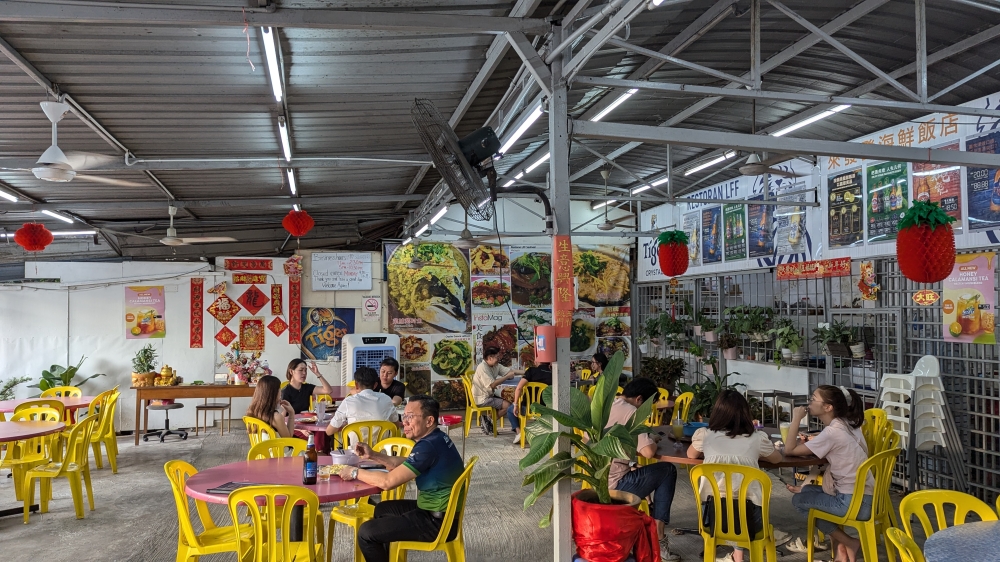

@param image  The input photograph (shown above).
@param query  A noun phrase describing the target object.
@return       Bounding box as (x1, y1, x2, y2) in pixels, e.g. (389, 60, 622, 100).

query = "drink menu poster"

(865, 161, 908, 244)
(941, 252, 996, 345)
(747, 195, 774, 259)
(828, 169, 863, 248)
(966, 131, 1000, 231)
(682, 211, 701, 267)
(912, 141, 961, 225)
(723, 203, 747, 261)
(701, 206, 722, 264)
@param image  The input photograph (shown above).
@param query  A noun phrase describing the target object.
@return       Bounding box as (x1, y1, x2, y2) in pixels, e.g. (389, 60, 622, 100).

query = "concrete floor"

(0, 420, 901, 562)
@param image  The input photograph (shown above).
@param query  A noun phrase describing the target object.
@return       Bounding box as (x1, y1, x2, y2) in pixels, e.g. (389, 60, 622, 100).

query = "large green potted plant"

(639, 356, 686, 394)
(768, 318, 804, 365)
(679, 370, 745, 422)
(747, 306, 775, 342)
(520, 351, 655, 537)
(30, 356, 105, 393)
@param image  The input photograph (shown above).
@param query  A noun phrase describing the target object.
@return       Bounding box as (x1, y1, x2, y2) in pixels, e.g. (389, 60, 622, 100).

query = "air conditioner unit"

(340, 333, 400, 386)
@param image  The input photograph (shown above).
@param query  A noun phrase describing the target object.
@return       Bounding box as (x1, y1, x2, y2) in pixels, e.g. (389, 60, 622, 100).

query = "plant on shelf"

(132, 344, 158, 374)
(32, 356, 105, 393)
(679, 370, 745, 421)
(660, 314, 689, 346)
(639, 356, 686, 393)
(700, 317, 720, 341)
(717, 329, 741, 360)
(703, 354, 719, 376)
(723, 305, 750, 337)
(746, 306, 776, 341)
(644, 316, 662, 344)
(687, 342, 705, 358)
(0, 376, 31, 401)
(768, 319, 804, 364)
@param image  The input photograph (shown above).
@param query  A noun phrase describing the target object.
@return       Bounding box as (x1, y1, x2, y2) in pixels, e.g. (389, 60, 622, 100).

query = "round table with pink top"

(0, 396, 95, 414)
(0, 421, 66, 518)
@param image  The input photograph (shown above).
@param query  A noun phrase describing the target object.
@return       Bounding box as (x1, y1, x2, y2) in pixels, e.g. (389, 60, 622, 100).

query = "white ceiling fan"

(449, 209, 502, 249)
(110, 206, 238, 246)
(0, 101, 148, 188)
(738, 152, 807, 178)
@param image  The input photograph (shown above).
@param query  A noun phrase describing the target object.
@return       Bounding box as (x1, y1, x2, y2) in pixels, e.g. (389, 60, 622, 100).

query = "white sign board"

(361, 294, 381, 321)
(311, 253, 372, 291)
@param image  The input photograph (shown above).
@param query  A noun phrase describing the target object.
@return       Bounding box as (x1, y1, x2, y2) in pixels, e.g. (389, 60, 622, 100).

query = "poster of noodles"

(384, 242, 471, 334)
(941, 252, 996, 345)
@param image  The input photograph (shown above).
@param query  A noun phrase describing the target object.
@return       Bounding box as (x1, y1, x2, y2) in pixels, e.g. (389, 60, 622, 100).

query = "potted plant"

(679, 370, 745, 422)
(718, 330, 741, 360)
(768, 319, 804, 364)
(520, 351, 655, 550)
(687, 342, 704, 359)
(703, 354, 718, 376)
(32, 356, 105, 393)
(723, 305, 750, 338)
(848, 326, 866, 358)
(824, 321, 855, 358)
(130, 344, 158, 387)
(701, 317, 719, 342)
(639, 356, 686, 394)
(644, 316, 662, 355)
(0, 376, 31, 401)
(660, 314, 688, 347)
(811, 323, 835, 356)
(747, 306, 775, 342)
(693, 312, 704, 336)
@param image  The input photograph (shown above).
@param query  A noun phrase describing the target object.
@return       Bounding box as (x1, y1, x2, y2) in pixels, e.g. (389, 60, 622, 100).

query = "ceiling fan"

(736, 100, 806, 179)
(111, 206, 238, 246)
(450, 209, 502, 250)
(0, 101, 148, 188)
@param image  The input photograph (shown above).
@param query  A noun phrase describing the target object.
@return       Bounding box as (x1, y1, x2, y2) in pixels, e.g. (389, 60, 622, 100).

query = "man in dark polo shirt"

(376, 357, 406, 406)
(340, 395, 464, 562)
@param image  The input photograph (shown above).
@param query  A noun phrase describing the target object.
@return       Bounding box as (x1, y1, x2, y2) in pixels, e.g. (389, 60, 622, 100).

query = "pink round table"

(0, 420, 66, 442)
(0, 396, 95, 414)
(185, 456, 382, 504)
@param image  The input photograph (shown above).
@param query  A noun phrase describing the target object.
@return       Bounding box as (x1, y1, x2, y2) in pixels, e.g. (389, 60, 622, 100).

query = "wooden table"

(651, 426, 825, 469)
(0, 396, 95, 414)
(133, 385, 351, 445)
(0, 421, 66, 518)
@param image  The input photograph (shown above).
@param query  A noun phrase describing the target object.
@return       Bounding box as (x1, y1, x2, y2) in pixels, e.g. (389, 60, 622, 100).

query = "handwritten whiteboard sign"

(311, 253, 372, 291)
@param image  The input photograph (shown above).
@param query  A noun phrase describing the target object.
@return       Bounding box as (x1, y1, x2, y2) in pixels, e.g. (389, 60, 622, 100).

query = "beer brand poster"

(701, 206, 722, 264)
(300, 307, 356, 361)
(125, 286, 166, 339)
(747, 196, 774, 259)
(723, 203, 747, 261)
(774, 182, 808, 256)
(866, 162, 908, 243)
(682, 211, 701, 266)
(912, 141, 962, 225)
(828, 169, 864, 248)
(941, 252, 996, 344)
(965, 131, 1000, 231)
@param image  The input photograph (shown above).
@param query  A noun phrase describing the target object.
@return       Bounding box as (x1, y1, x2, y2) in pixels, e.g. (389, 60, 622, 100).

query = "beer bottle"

(303, 434, 318, 485)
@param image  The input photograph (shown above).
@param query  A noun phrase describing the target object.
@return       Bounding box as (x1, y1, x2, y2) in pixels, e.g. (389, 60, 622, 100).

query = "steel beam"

(570, 194, 819, 206)
(0, 155, 432, 172)
(563, 0, 651, 79)
(587, 32, 754, 86)
(0, 1, 549, 35)
(573, 76, 1000, 119)
(945, 0, 1000, 14)
(506, 32, 553, 97)
(544, 0, 629, 64)
(751, 0, 761, 89)
(0, 194, 427, 213)
(915, 0, 928, 102)
(572, 120, 1000, 168)
(929, 58, 1000, 102)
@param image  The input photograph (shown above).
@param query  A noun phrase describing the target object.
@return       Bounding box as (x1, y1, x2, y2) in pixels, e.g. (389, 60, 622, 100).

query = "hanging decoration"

(268, 316, 288, 337)
(232, 273, 268, 284)
(271, 284, 283, 315)
(284, 255, 303, 344)
(190, 278, 204, 348)
(282, 209, 315, 238)
(215, 326, 237, 347)
(208, 280, 228, 295)
(237, 285, 269, 315)
(857, 260, 880, 301)
(208, 294, 242, 325)
(896, 201, 957, 284)
(224, 258, 272, 271)
(239, 316, 266, 352)
(656, 230, 690, 277)
(13, 223, 54, 252)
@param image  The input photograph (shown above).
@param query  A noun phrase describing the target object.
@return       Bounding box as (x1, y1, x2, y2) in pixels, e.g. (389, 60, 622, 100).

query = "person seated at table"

(471, 345, 524, 435)
(784, 385, 872, 562)
(505, 361, 551, 444)
(246, 375, 296, 438)
(376, 357, 406, 406)
(606, 377, 681, 562)
(325, 366, 396, 442)
(591, 352, 609, 378)
(687, 389, 790, 562)
(281, 359, 335, 414)
(340, 395, 464, 562)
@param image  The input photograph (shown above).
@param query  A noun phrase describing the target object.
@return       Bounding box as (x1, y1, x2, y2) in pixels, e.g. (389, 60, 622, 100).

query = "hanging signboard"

(965, 131, 1000, 231)
(776, 258, 852, 281)
(311, 252, 373, 291)
(941, 252, 996, 344)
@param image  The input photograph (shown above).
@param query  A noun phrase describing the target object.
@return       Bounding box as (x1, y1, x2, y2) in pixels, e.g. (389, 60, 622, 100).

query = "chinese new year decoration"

(218, 342, 270, 385)
(13, 223, 54, 252)
(282, 209, 314, 238)
(857, 260, 880, 301)
(656, 230, 689, 277)
(896, 200, 956, 284)
(912, 289, 940, 306)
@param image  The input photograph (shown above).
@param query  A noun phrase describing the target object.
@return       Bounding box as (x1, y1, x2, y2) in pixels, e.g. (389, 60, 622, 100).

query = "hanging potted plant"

(718, 330, 741, 360)
(520, 352, 656, 556)
(848, 327, 866, 359)
(702, 354, 718, 376)
(701, 317, 719, 342)
(724, 305, 749, 339)
(643, 316, 661, 355)
(661, 314, 688, 347)
(823, 321, 855, 358)
(768, 319, 804, 367)
(811, 324, 835, 356)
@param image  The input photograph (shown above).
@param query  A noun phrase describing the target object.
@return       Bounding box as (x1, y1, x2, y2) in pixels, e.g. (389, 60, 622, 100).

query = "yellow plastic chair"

(671, 392, 694, 423)
(164, 460, 253, 562)
(337, 420, 398, 450)
(460, 375, 497, 437)
(40, 386, 82, 398)
(863, 408, 893, 453)
(247, 438, 308, 460)
(996, 494, 1000, 517)
(806, 448, 901, 562)
(0, 406, 61, 501)
(243, 416, 277, 447)
(388, 456, 478, 562)
(900, 489, 998, 541)
(14, 399, 67, 422)
(228, 485, 325, 562)
(280, 380, 290, 390)
(310, 393, 334, 411)
(90, 390, 121, 472)
(885, 528, 926, 562)
(578, 369, 594, 393)
(587, 385, 624, 399)
(326, 437, 416, 562)
(22, 414, 98, 523)
(347, 380, 356, 388)
(517, 383, 548, 448)
(690, 463, 776, 562)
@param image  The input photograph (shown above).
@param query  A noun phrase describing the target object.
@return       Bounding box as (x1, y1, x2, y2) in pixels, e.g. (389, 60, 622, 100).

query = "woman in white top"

(785, 385, 873, 562)
(688, 389, 784, 562)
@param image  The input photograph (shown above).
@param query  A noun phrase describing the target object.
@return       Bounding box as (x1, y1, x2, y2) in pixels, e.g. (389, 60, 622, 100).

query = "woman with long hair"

(246, 375, 295, 438)
(785, 385, 872, 562)
(687, 389, 787, 562)
(281, 358, 334, 413)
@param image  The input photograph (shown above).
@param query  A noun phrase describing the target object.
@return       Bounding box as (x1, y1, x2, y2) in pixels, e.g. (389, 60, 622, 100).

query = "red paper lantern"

(282, 209, 314, 238)
(656, 230, 689, 277)
(13, 223, 54, 252)
(896, 201, 957, 284)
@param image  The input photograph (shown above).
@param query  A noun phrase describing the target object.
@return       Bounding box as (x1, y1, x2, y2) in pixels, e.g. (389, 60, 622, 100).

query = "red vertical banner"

(190, 277, 204, 348)
(288, 276, 302, 344)
(552, 235, 575, 338)
(271, 284, 283, 315)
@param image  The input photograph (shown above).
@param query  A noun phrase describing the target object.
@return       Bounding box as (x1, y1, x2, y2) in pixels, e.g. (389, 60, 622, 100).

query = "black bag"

(701, 496, 764, 540)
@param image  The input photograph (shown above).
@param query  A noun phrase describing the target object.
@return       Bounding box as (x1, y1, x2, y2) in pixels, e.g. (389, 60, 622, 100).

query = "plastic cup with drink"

(779, 422, 791, 443)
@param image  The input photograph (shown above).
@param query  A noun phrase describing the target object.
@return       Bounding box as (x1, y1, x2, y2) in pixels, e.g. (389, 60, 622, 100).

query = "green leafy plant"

(639, 356, 686, 391)
(717, 330, 740, 350)
(520, 351, 654, 524)
(0, 376, 31, 401)
(31, 356, 105, 392)
(132, 344, 158, 373)
(746, 306, 775, 334)
(687, 343, 704, 358)
(643, 316, 662, 341)
(679, 370, 745, 420)
(700, 317, 719, 332)
(703, 354, 718, 374)
(724, 305, 750, 336)
(768, 324, 803, 352)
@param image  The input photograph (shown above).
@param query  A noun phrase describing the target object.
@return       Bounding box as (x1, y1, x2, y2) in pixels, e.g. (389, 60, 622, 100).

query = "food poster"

(828, 169, 864, 248)
(474, 323, 518, 367)
(701, 206, 723, 264)
(865, 161, 909, 243)
(469, 244, 509, 276)
(723, 203, 747, 261)
(774, 182, 808, 256)
(941, 252, 996, 344)
(682, 211, 701, 266)
(572, 244, 631, 308)
(570, 309, 597, 355)
(965, 131, 1000, 231)
(427, 333, 475, 411)
(595, 307, 631, 373)
(385, 242, 471, 334)
(747, 196, 775, 258)
(912, 141, 962, 226)
(125, 286, 166, 339)
(300, 307, 355, 361)
(507, 245, 552, 308)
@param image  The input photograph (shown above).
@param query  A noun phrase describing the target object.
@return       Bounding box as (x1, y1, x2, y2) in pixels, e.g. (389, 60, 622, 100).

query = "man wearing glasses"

(339, 395, 464, 562)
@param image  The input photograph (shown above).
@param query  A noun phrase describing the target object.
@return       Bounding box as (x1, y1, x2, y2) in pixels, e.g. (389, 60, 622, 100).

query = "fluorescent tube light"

(42, 210, 73, 223)
(0, 190, 16, 202)
(772, 105, 850, 137)
(632, 185, 651, 194)
(632, 175, 669, 195)
(261, 27, 283, 103)
(278, 119, 291, 162)
(430, 205, 448, 225)
(525, 152, 550, 174)
(503, 172, 524, 188)
(592, 200, 617, 210)
(652, 177, 669, 186)
(684, 150, 737, 176)
(2, 230, 96, 238)
(913, 166, 960, 177)
(292, 204, 301, 211)
(499, 105, 543, 155)
(286, 169, 297, 195)
(402, 237, 412, 245)
(591, 89, 639, 122)
(414, 224, 429, 237)
(478, 198, 491, 208)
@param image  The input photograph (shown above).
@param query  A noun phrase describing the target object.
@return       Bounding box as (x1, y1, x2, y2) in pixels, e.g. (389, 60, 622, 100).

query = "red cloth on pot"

(571, 490, 661, 562)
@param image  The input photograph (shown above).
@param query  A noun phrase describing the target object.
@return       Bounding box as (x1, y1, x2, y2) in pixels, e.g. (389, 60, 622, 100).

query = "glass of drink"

(672, 420, 684, 440)
(779, 422, 791, 443)
(317, 467, 331, 483)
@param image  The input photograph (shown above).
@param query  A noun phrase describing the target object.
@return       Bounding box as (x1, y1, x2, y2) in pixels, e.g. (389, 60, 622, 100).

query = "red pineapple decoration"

(282, 209, 314, 238)
(657, 230, 690, 277)
(14, 223, 54, 252)
(896, 200, 956, 284)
